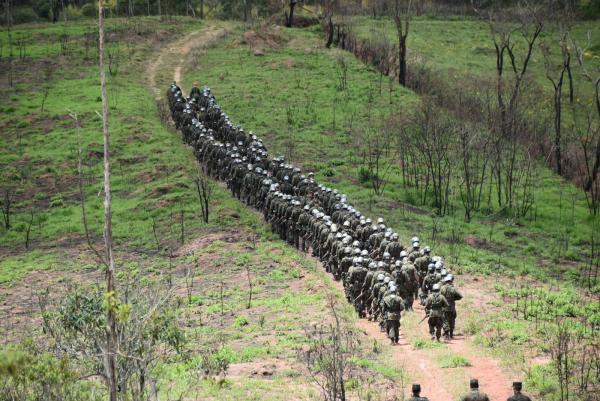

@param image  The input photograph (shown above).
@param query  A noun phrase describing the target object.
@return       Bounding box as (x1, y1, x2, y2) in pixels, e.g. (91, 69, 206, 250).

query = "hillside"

(0, 11, 598, 401)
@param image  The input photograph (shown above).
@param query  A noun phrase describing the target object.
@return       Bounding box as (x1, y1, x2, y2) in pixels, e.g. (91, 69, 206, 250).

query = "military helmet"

(356, 257, 364, 265)
(444, 274, 453, 282)
(353, 248, 361, 255)
(384, 276, 391, 284)
(344, 247, 352, 255)
(378, 261, 385, 269)
(343, 220, 350, 228)
(400, 250, 408, 258)
(428, 263, 435, 272)
(360, 250, 368, 257)
(423, 246, 431, 254)
(384, 232, 391, 239)
(368, 262, 377, 270)
(432, 284, 441, 292)
(377, 274, 385, 281)
(412, 241, 420, 248)
(391, 233, 399, 241)
(434, 261, 443, 270)
(411, 236, 419, 243)
(383, 252, 391, 260)
(377, 217, 384, 224)
(352, 240, 360, 248)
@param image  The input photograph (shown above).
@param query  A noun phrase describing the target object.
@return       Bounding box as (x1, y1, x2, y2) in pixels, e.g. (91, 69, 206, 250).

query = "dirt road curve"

(149, 25, 514, 401)
(146, 24, 227, 99)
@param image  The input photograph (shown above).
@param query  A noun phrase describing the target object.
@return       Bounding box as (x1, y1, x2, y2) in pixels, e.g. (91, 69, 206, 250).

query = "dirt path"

(146, 24, 227, 99)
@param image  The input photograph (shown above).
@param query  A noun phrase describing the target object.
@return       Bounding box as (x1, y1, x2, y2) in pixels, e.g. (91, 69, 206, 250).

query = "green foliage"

(11, 7, 39, 24)
(526, 364, 559, 399)
(413, 338, 445, 349)
(81, 3, 98, 18)
(439, 355, 471, 368)
(234, 315, 249, 327)
(0, 341, 101, 401)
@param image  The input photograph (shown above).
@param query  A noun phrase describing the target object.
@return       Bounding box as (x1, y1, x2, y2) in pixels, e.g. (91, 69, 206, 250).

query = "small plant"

(49, 194, 63, 208)
(234, 315, 249, 327)
(413, 338, 445, 349)
(439, 355, 471, 368)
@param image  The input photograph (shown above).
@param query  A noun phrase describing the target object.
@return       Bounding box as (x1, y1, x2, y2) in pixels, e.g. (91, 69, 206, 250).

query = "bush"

(81, 3, 97, 18)
(11, 7, 39, 24)
(63, 5, 83, 20)
(358, 166, 372, 183)
(0, 341, 101, 401)
(32, 0, 51, 20)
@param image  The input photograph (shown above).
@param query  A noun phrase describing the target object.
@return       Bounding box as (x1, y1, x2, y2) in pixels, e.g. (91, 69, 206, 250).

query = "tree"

(541, 6, 574, 177)
(392, 0, 412, 86)
(485, 2, 544, 211)
(572, 35, 600, 215)
(98, 1, 118, 400)
(285, 0, 300, 27)
(194, 170, 214, 223)
(301, 295, 358, 401)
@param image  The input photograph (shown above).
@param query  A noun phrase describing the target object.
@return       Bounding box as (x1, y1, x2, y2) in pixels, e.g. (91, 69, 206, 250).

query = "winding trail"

(147, 25, 515, 401)
(146, 24, 227, 100)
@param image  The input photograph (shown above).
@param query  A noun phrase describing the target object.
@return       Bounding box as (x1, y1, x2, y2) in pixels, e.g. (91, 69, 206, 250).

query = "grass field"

(352, 15, 600, 94)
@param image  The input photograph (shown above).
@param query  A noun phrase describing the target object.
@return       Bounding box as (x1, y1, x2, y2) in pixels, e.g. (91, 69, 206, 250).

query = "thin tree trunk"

(99, 2, 118, 401)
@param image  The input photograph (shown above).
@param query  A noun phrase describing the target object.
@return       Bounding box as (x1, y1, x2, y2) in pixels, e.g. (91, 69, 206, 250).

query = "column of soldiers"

(167, 81, 462, 341)
(167, 82, 532, 400)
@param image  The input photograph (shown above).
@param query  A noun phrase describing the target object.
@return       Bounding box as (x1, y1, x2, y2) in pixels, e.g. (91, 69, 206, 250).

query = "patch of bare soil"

(227, 357, 293, 379)
(175, 231, 248, 257)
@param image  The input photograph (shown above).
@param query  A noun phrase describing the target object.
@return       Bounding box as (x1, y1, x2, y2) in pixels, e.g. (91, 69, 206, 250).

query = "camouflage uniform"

(424, 291, 448, 341)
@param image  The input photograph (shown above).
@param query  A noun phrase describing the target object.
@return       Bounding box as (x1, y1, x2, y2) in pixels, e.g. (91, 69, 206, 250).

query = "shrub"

(81, 3, 97, 18)
(49, 194, 63, 208)
(439, 355, 471, 368)
(0, 341, 101, 401)
(32, 0, 52, 20)
(358, 166, 372, 183)
(11, 7, 39, 24)
(234, 315, 249, 327)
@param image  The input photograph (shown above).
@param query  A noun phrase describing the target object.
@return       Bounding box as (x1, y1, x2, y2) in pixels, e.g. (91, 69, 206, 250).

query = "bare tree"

(285, 0, 301, 28)
(99, 1, 119, 400)
(195, 170, 214, 223)
(541, 9, 574, 176)
(301, 295, 358, 401)
(1, 188, 13, 230)
(572, 39, 600, 215)
(485, 2, 544, 211)
(392, 0, 412, 86)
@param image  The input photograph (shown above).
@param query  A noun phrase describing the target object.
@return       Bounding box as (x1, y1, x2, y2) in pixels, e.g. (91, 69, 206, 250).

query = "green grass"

(184, 24, 599, 290)
(439, 355, 472, 368)
(352, 15, 600, 95)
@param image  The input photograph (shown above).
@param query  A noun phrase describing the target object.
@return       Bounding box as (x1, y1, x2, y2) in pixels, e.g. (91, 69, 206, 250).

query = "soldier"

(460, 379, 490, 401)
(440, 274, 462, 339)
(419, 264, 436, 304)
(407, 384, 429, 401)
(346, 258, 368, 317)
(382, 285, 403, 344)
(424, 283, 448, 341)
(507, 382, 531, 401)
